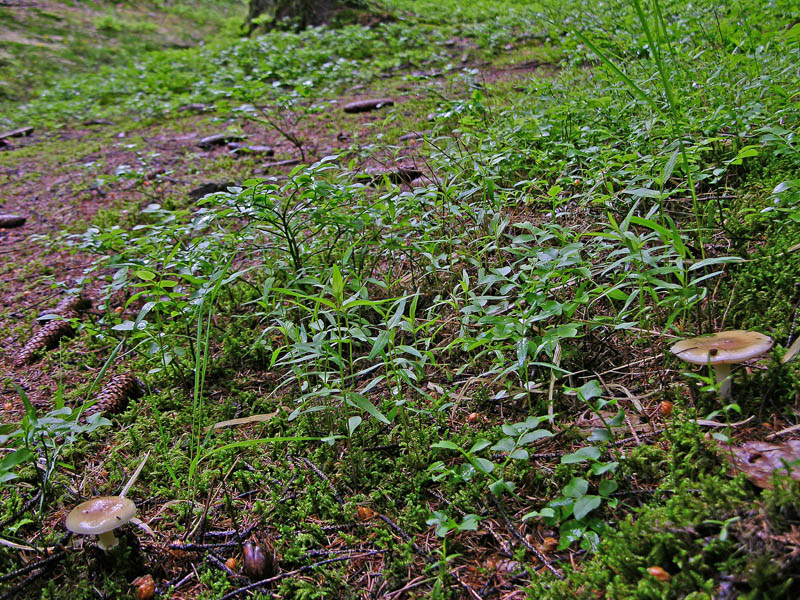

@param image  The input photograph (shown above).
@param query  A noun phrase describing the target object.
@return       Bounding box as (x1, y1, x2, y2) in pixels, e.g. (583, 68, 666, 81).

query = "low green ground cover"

(1, 0, 799, 597)
(0, 0, 245, 113)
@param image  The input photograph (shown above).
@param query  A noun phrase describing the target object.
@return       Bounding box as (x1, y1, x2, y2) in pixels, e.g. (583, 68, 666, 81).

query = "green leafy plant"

(523, 381, 621, 551)
(1, 384, 110, 511)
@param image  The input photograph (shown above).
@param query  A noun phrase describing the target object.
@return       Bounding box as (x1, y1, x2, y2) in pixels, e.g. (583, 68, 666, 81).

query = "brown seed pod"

(14, 312, 78, 366)
(541, 537, 558, 553)
(88, 373, 142, 416)
(647, 566, 671, 582)
(243, 541, 276, 579)
(658, 401, 673, 417)
(132, 574, 155, 600)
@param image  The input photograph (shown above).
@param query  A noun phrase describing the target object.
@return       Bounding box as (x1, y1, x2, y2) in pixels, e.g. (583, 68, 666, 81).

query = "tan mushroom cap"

(671, 330, 773, 365)
(65, 496, 136, 535)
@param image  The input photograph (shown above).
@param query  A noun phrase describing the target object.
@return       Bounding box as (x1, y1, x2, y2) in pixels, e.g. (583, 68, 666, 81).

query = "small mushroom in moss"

(670, 330, 773, 399)
(65, 496, 136, 551)
(647, 566, 671, 582)
(65, 452, 151, 551)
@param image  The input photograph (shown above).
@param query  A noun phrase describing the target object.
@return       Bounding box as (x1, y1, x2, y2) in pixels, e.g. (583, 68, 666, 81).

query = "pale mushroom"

(65, 496, 136, 550)
(670, 330, 773, 399)
(65, 452, 150, 551)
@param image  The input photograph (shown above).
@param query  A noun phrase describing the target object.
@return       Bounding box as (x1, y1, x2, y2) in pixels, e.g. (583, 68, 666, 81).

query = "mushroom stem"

(97, 531, 119, 551)
(713, 364, 733, 400)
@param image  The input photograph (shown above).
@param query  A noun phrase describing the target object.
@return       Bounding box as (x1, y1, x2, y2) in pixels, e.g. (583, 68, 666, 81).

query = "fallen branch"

(0, 549, 66, 598)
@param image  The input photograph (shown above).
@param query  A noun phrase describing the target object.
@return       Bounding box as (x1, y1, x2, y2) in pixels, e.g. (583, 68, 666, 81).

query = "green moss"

(726, 229, 800, 342)
(625, 444, 669, 484)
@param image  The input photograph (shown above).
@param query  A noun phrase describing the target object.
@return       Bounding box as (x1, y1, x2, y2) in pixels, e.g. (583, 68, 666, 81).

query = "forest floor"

(1, 1, 800, 599)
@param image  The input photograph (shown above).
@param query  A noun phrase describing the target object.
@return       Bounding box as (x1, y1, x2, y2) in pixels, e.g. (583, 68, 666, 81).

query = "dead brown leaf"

(721, 439, 800, 489)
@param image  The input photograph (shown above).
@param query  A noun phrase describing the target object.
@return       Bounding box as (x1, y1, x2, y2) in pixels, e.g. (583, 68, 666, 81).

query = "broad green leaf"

(112, 320, 136, 331)
(562, 446, 601, 464)
(577, 380, 603, 402)
(518, 429, 552, 445)
(134, 270, 156, 281)
(367, 329, 391, 360)
(490, 437, 515, 453)
(0, 448, 34, 473)
(773, 179, 800, 195)
(573, 495, 602, 520)
(661, 146, 680, 183)
(346, 393, 390, 425)
(558, 520, 586, 549)
(581, 530, 601, 552)
(469, 439, 492, 454)
(599, 480, 618, 496)
(459, 514, 481, 531)
(607, 409, 625, 427)
(588, 428, 612, 442)
(271, 287, 336, 309)
(432, 440, 461, 451)
(347, 416, 362, 436)
(398, 344, 423, 359)
(688, 256, 745, 271)
(516, 338, 528, 367)
(523, 507, 556, 521)
(563, 477, 589, 498)
(630, 215, 671, 241)
(331, 265, 344, 305)
(624, 187, 662, 198)
(591, 461, 619, 475)
(472, 457, 495, 474)
(727, 144, 759, 165)
(489, 479, 516, 496)
(135, 301, 156, 323)
(387, 297, 407, 329)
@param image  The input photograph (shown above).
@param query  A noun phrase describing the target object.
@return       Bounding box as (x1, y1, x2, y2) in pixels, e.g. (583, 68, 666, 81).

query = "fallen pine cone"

(38, 295, 92, 319)
(342, 98, 394, 113)
(0, 214, 26, 228)
(87, 373, 142, 416)
(53, 294, 92, 315)
(13, 312, 78, 366)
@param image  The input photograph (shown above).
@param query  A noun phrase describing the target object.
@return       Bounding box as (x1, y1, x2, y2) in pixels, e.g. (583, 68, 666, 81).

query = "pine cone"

(37, 295, 92, 319)
(0, 214, 26, 228)
(54, 295, 92, 315)
(13, 311, 78, 366)
(88, 373, 142, 416)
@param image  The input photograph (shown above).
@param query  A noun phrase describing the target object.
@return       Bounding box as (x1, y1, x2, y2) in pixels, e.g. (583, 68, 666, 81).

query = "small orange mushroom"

(647, 566, 671, 582)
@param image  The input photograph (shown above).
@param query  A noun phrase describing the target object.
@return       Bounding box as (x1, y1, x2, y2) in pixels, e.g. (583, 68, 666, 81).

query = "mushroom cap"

(65, 496, 136, 535)
(671, 330, 773, 365)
